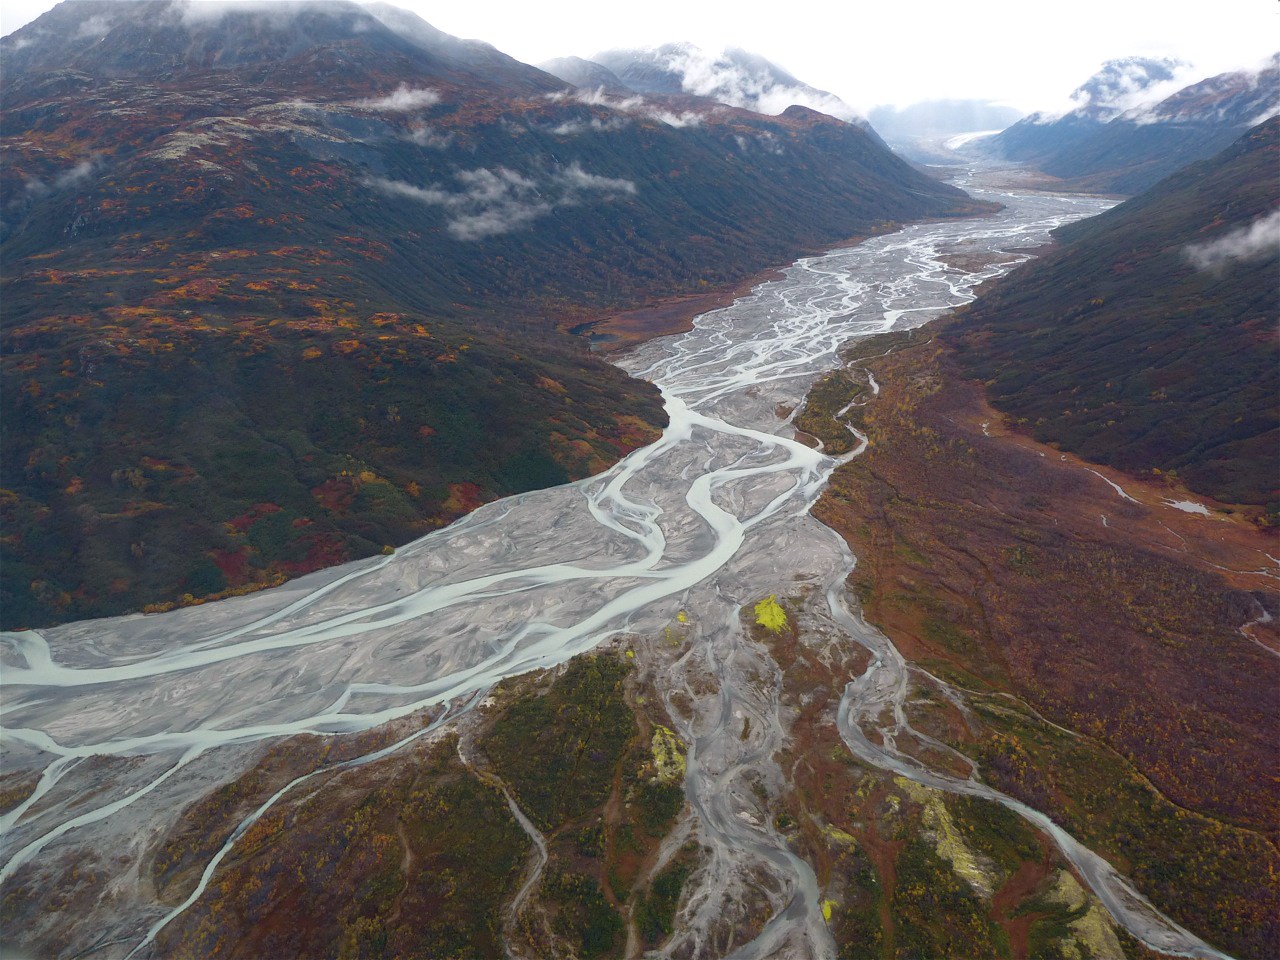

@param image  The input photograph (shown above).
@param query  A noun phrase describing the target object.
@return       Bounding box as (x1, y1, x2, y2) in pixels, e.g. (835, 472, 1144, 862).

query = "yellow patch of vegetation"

(822, 898, 837, 922)
(754, 595, 788, 633)
(897, 778, 995, 897)
(651, 725, 686, 783)
(1045, 870, 1124, 960)
(822, 825, 858, 847)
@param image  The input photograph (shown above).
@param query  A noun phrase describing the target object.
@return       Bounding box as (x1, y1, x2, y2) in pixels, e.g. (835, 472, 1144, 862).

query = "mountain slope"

(537, 55, 634, 95)
(986, 56, 1278, 193)
(986, 57, 1185, 163)
(1034, 55, 1280, 193)
(0, 0, 985, 628)
(948, 118, 1279, 511)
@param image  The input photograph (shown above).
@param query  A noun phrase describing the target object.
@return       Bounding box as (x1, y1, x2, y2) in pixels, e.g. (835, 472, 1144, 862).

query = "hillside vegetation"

(812, 332, 1279, 959)
(949, 119, 1278, 512)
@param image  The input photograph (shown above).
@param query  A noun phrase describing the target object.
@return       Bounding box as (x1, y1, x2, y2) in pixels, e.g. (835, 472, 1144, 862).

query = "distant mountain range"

(542, 43, 868, 127)
(867, 99, 1024, 140)
(0, 0, 983, 627)
(865, 99, 1025, 164)
(984, 55, 1279, 193)
(951, 117, 1279, 510)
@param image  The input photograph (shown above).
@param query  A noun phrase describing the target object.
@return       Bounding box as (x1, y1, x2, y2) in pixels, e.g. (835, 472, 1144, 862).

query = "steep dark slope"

(0, 1, 984, 628)
(948, 119, 1279, 510)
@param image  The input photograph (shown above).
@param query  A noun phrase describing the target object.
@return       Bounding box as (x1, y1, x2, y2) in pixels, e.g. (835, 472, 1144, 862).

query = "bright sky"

(2, 0, 1276, 112)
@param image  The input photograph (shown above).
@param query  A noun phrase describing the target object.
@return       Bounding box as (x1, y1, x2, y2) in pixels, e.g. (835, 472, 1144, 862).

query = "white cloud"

(548, 116, 628, 135)
(554, 88, 707, 128)
(364, 162, 636, 240)
(22, 157, 99, 199)
(646, 109, 702, 128)
(53, 159, 98, 189)
(554, 163, 636, 194)
(407, 123, 454, 148)
(733, 131, 784, 155)
(355, 85, 441, 112)
(1185, 208, 1280, 272)
(74, 14, 111, 38)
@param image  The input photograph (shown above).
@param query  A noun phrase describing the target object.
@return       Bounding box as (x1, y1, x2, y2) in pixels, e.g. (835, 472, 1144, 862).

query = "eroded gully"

(0, 171, 1232, 959)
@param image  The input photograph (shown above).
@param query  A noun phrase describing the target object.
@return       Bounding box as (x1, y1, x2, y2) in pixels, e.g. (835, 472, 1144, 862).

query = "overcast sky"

(2, 0, 1276, 112)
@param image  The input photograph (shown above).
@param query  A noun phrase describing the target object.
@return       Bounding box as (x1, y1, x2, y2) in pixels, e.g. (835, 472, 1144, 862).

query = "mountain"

(987, 57, 1187, 162)
(590, 43, 867, 125)
(537, 55, 633, 95)
(364, 1, 566, 91)
(0, 0, 984, 628)
(948, 118, 1279, 511)
(985, 56, 1279, 193)
(1, 0, 563, 94)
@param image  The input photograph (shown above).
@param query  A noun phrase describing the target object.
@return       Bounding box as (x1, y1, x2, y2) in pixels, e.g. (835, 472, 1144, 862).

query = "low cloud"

(652, 110, 701, 128)
(75, 14, 112, 38)
(550, 88, 707, 129)
(570, 88, 647, 111)
(407, 123, 453, 148)
(1246, 101, 1280, 127)
(356, 85, 440, 112)
(548, 116, 627, 136)
(22, 157, 100, 200)
(734, 132, 785, 155)
(365, 162, 636, 240)
(1185, 208, 1280, 272)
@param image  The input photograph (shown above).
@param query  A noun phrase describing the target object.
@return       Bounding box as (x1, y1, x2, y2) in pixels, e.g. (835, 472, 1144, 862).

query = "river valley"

(0, 171, 1245, 959)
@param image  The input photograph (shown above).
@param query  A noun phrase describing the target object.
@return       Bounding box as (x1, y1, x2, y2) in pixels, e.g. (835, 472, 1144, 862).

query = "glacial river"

(0, 173, 1233, 959)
